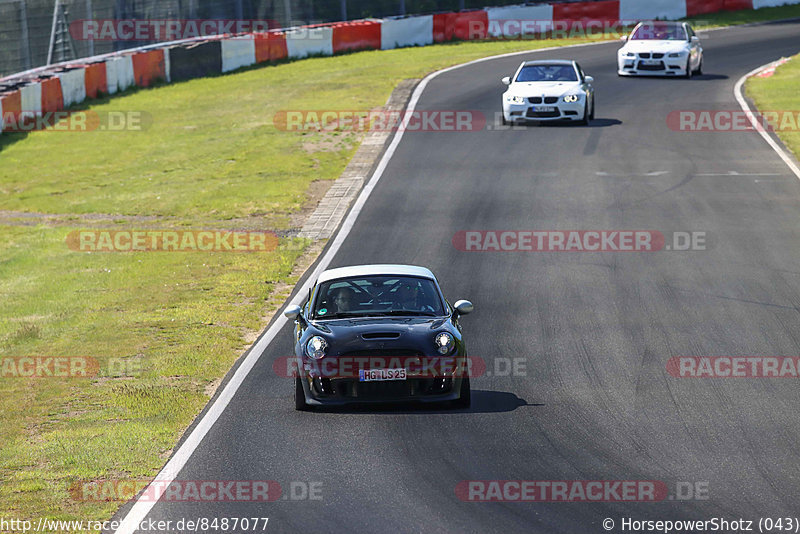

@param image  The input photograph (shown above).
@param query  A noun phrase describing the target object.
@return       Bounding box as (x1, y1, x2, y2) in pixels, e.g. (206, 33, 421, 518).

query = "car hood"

(622, 40, 689, 53)
(307, 316, 453, 357)
(313, 315, 446, 334)
(506, 81, 580, 97)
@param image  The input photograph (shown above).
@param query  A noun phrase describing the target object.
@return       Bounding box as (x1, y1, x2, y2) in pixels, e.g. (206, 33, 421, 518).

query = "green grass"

(0, 225, 308, 521)
(0, 35, 617, 526)
(1, 3, 799, 526)
(747, 54, 800, 159)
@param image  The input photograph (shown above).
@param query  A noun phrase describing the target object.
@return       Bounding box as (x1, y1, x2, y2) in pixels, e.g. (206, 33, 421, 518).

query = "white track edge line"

(113, 37, 655, 533)
(734, 58, 800, 180)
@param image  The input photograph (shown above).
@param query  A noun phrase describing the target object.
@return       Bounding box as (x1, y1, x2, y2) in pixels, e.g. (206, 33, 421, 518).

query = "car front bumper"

(618, 54, 689, 76)
(503, 99, 586, 122)
(299, 373, 466, 406)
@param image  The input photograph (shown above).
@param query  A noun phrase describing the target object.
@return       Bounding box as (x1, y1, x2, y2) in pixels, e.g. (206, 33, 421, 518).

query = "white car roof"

(521, 59, 575, 67)
(316, 264, 437, 284)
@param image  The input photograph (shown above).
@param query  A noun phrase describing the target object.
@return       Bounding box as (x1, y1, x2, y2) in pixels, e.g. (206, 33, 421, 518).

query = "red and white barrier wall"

(381, 16, 433, 49)
(620, 0, 685, 20)
(285, 26, 334, 59)
(58, 67, 87, 108)
(485, 5, 554, 37)
(222, 36, 257, 73)
(105, 55, 134, 94)
(20, 83, 42, 116)
(2, 0, 799, 134)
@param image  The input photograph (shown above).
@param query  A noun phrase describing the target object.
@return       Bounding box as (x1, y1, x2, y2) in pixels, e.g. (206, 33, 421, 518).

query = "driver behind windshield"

(332, 286, 356, 313)
(393, 283, 437, 313)
(314, 276, 445, 318)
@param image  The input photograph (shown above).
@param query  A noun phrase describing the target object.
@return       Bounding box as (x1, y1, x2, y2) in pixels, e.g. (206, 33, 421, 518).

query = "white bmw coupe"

(618, 21, 703, 78)
(501, 60, 595, 125)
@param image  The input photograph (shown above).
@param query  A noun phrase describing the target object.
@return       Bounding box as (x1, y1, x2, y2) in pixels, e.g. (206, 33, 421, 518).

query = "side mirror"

(284, 304, 303, 320)
(619, 35, 628, 42)
(584, 75, 594, 84)
(691, 36, 699, 43)
(501, 76, 511, 85)
(453, 300, 474, 317)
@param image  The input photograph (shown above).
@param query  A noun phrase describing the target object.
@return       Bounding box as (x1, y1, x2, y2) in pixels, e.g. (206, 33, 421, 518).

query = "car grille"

(527, 97, 559, 104)
(652, 53, 664, 59)
(339, 350, 424, 358)
(526, 109, 560, 118)
(637, 61, 666, 71)
(319, 377, 453, 399)
(639, 52, 650, 59)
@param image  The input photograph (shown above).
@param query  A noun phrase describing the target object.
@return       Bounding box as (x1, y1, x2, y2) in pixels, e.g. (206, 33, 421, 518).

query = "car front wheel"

(454, 377, 471, 409)
(693, 57, 703, 75)
(684, 59, 693, 79)
(578, 101, 590, 126)
(295, 377, 310, 411)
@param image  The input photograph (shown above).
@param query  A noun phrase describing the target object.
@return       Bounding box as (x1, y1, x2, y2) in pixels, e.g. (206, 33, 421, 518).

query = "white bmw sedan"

(501, 60, 595, 125)
(618, 21, 703, 78)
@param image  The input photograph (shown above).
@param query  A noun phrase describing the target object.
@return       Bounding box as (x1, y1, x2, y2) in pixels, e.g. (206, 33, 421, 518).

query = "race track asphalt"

(117, 20, 800, 533)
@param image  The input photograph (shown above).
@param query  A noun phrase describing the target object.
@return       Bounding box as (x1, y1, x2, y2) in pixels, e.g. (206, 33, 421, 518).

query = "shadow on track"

(525, 118, 622, 128)
(313, 390, 539, 415)
(692, 73, 729, 81)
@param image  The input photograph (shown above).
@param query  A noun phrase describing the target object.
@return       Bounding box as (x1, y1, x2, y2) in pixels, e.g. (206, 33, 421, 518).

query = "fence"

(0, 0, 568, 76)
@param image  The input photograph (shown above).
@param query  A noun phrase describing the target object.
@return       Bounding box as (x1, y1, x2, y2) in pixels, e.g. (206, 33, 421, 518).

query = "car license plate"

(532, 106, 555, 112)
(641, 59, 661, 66)
(359, 368, 407, 382)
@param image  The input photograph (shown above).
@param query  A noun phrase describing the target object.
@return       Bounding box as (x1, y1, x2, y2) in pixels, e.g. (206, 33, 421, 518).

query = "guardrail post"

(19, 0, 31, 70)
(86, 0, 94, 56)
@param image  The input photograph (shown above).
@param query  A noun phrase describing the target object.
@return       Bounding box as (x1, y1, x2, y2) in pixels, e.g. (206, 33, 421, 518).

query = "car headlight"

(434, 332, 455, 355)
(563, 94, 580, 103)
(668, 52, 683, 58)
(624, 52, 636, 57)
(305, 336, 328, 360)
(507, 95, 525, 105)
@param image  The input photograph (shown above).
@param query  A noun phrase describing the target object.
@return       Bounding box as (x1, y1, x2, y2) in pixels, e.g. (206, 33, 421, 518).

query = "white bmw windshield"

(516, 65, 578, 82)
(631, 25, 687, 41)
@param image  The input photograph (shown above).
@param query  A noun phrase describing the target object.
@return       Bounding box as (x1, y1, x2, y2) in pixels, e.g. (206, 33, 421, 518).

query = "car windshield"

(312, 275, 445, 319)
(515, 64, 577, 82)
(631, 24, 687, 41)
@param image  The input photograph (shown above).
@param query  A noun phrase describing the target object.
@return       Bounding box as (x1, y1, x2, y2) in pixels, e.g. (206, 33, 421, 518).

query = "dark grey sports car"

(283, 264, 473, 411)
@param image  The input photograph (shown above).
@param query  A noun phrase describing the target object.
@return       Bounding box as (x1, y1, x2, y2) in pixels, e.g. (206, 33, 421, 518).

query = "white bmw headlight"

(668, 52, 684, 58)
(624, 52, 636, 57)
(434, 332, 455, 355)
(305, 336, 328, 360)
(563, 94, 580, 103)
(507, 95, 525, 105)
